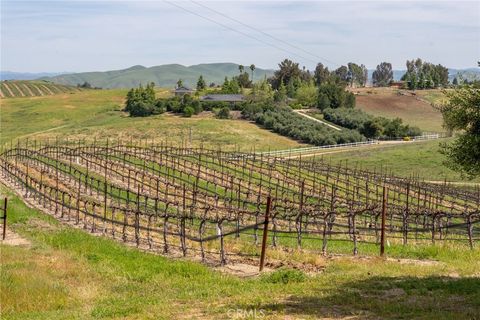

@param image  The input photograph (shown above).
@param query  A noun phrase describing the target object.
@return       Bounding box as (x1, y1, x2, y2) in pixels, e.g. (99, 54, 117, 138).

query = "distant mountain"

(0, 71, 67, 81)
(367, 68, 480, 83)
(448, 68, 480, 82)
(38, 63, 275, 89)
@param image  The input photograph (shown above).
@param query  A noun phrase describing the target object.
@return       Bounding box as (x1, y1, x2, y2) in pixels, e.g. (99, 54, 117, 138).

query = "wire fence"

(0, 139, 478, 267)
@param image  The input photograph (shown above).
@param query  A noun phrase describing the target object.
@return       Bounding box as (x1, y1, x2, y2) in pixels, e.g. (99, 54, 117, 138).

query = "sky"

(1, 0, 479, 73)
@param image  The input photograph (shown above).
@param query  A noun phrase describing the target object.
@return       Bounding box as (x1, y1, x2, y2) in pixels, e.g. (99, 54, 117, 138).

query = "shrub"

(250, 106, 366, 146)
(191, 100, 203, 115)
(323, 108, 422, 139)
(129, 101, 154, 117)
(183, 106, 194, 117)
(216, 107, 230, 119)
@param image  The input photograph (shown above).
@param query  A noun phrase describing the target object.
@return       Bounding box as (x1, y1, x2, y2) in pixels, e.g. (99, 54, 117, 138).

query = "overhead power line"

(163, 0, 320, 66)
(190, 0, 340, 67)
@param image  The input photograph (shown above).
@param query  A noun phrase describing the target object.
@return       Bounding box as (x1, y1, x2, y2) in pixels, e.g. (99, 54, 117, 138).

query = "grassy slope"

(316, 139, 479, 182)
(1, 186, 479, 319)
(2, 88, 474, 181)
(353, 88, 445, 132)
(0, 89, 303, 151)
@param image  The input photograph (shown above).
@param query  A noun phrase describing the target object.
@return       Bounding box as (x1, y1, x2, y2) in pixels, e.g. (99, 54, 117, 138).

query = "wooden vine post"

(1, 198, 7, 240)
(380, 186, 387, 257)
(259, 196, 272, 272)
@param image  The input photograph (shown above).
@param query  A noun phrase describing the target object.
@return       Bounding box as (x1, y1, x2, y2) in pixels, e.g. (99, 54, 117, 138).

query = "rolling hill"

(0, 80, 82, 98)
(39, 63, 275, 89)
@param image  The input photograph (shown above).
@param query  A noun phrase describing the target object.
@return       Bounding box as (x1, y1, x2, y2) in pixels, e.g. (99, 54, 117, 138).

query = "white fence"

(257, 133, 448, 157)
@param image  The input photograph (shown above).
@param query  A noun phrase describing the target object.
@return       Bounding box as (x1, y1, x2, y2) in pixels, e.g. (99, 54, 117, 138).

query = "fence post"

(2, 198, 7, 240)
(259, 196, 272, 272)
(380, 186, 387, 257)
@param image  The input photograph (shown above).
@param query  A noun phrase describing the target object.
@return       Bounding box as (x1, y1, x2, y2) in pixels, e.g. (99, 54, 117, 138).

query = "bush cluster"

(247, 106, 366, 146)
(323, 107, 422, 138)
(125, 83, 166, 117)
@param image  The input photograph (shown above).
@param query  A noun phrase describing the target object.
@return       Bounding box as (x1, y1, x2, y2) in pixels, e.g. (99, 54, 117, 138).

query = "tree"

(452, 77, 458, 86)
(234, 72, 252, 88)
(438, 86, 480, 177)
(238, 64, 244, 74)
(274, 82, 287, 103)
(176, 79, 183, 88)
(295, 82, 318, 107)
(347, 63, 368, 87)
(401, 58, 449, 89)
(125, 82, 156, 117)
(362, 119, 383, 138)
(77, 81, 92, 89)
(249, 64, 256, 82)
(250, 79, 273, 102)
(334, 65, 349, 84)
(372, 62, 393, 87)
(221, 77, 241, 94)
(313, 63, 330, 86)
(316, 82, 354, 109)
(196, 75, 206, 91)
(270, 59, 301, 89)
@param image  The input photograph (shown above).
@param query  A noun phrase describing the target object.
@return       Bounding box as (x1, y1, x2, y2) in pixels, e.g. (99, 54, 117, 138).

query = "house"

(389, 81, 405, 89)
(173, 86, 194, 97)
(200, 94, 244, 103)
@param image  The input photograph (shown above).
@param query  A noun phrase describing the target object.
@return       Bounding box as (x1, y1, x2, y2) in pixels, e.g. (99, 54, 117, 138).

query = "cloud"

(1, 0, 478, 72)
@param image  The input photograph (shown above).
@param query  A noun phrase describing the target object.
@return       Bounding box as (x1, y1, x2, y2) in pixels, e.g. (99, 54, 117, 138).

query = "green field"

(1, 187, 479, 319)
(0, 89, 303, 151)
(315, 139, 479, 183)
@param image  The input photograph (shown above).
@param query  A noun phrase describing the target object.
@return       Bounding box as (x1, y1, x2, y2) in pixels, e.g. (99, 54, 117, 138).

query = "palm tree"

(250, 64, 256, 82)
(238, 65, 244, 74)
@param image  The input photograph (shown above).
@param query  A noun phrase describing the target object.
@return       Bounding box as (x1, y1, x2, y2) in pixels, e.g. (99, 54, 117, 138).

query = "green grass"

(317, 139, 479, 182)
(0, 89, 303, 152)
(1, 185, 479, 319)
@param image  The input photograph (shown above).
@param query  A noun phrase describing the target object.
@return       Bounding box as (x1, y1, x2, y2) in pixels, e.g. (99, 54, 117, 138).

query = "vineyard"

(0, 80, 81, 98)
(1, 140, 479, 268)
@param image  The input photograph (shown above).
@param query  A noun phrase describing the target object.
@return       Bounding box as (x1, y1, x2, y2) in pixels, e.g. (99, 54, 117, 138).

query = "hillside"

(352, 87, 445, 132)
(0, 80, 82, 98)
(39, 63, 275, 89)
(0, 71, 66, 80)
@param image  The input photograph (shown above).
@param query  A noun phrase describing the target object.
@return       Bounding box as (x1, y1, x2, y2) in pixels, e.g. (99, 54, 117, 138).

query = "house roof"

(200, 94, 244, 102)
(174, 86, 194, 92)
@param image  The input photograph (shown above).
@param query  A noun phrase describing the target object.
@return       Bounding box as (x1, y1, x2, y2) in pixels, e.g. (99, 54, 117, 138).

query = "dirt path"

(424, 180, 480, 187)
(294, 110, 342, 131)
(14, 125, 70, 141)
(1, 228, 31, 246)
